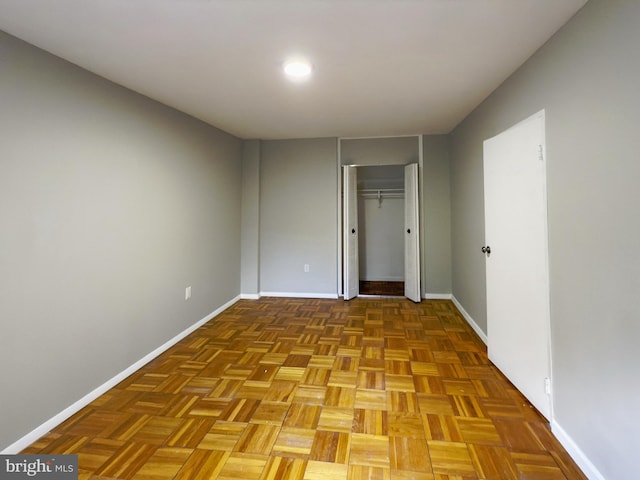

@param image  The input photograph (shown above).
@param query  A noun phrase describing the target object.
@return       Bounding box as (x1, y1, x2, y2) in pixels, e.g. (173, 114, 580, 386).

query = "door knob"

(407, 229, 411, 234)
(481, 245, 491, 255)
(352, 228, 356, 234)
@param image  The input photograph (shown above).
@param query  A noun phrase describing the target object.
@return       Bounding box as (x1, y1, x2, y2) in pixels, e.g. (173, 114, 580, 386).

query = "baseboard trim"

(451, 295, 488, 345)
(551, 420, 605, 480)
(259, 291, 339, 299)
(0, 295, 240, 454)
(240, 293, 260, 300)
(361, 277, 404, 282)
(423, 293, 453, 300)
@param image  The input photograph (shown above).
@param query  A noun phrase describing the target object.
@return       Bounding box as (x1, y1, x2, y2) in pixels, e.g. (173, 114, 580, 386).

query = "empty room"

(0, 1, 637, 479)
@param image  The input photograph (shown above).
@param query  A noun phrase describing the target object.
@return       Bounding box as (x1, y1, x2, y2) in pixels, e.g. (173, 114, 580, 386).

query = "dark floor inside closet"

(359, 280, 404, 296)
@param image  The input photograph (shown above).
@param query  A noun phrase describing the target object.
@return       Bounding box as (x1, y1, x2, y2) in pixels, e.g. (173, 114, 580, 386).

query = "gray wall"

(240, 140, 260, 297)
(341, 136, 419, 166)
(450, 1, 640, 477)
(259, 138, 338, 295)
(422, 135, 452, 295)
(0, 31, 242, 451)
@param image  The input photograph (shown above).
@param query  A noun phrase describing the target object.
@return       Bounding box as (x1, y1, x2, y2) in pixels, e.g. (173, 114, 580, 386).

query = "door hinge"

(538, 144, 544, 162)
(544, 377, 551, 395)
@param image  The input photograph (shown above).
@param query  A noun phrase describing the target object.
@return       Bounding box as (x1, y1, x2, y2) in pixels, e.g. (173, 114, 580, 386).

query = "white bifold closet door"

(343, 166, 359, 300)
(404, 163, 421, 302)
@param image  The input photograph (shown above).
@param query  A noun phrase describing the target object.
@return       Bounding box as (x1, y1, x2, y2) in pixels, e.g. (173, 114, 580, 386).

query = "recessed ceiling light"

(283, 60, 313, 81)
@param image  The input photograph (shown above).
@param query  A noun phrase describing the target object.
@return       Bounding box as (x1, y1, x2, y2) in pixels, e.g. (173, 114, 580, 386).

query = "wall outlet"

(304, 264, 310, 273)
(185, 286, 192, 300)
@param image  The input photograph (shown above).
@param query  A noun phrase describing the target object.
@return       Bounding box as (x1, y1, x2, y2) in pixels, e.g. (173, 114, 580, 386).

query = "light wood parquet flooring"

(23, 297, 587, 479)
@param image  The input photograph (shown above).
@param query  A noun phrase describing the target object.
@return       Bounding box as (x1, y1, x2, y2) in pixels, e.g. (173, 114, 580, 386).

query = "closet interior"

(357, 165, 405, 296)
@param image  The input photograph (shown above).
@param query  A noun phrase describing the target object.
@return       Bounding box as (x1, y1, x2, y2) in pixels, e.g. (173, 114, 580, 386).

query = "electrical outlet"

(304, 264, 310, 273)
(185, 286, 192, 300)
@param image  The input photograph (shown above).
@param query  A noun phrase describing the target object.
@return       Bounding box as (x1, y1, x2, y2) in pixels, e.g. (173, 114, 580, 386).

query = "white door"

(404, 163, 421, 302)
(343, 166, 359, 300)
(483, 110, 552, 419)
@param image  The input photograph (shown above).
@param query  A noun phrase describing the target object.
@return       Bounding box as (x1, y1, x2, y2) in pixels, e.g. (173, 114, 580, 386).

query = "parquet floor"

(23, 297, 587, 479)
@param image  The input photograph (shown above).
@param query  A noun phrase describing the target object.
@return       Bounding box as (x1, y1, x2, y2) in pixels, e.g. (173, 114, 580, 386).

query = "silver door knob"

(481, 245, 491, 255)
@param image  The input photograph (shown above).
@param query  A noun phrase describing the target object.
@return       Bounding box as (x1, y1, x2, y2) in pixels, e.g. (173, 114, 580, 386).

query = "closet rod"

(358, 188, 404, 194)
(358, 189, 405, 203)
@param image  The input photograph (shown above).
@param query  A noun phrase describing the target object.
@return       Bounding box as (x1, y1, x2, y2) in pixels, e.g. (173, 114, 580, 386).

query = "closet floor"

(359, 281, 404, 296)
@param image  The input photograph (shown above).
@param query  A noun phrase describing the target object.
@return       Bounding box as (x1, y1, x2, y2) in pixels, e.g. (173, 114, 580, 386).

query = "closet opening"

(339, 135, 421, 302)
(357, 165, 405, 296)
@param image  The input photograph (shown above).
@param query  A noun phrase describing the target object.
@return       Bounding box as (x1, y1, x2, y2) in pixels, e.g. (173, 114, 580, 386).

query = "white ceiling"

(0, 0, 587, 140)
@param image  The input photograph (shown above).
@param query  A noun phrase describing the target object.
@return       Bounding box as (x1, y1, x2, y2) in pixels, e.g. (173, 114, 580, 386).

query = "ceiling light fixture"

(283, 60, 313, 81)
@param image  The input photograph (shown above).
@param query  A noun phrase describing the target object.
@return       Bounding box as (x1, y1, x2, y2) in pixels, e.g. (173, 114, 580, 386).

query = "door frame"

(337, 135, 424, 299)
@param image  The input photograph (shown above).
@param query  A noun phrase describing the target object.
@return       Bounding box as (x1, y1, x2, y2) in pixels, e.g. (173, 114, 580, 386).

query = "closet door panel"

(404, 163, 420, 302)
(343, 166, 359, 300)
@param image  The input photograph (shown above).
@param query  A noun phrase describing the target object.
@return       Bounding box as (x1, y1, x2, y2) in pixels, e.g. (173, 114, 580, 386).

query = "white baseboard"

(240, 293, 260, 300)
(451, 295, 488, 345)
(1, 295, 240, 455)
(423, 293, 453, 300)
(361, 276, 404, 282)
(259, 291, 339, 299)
(551, 420, 605, 480)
